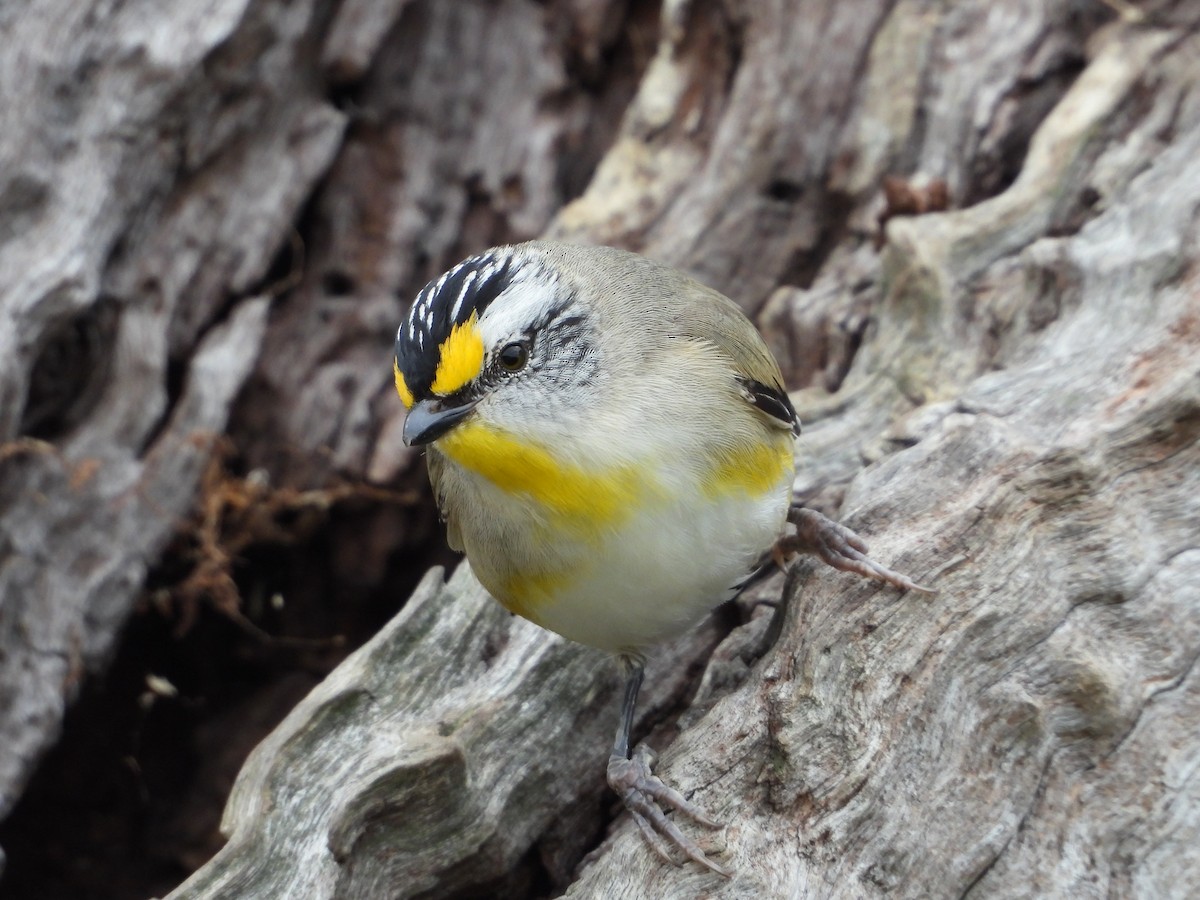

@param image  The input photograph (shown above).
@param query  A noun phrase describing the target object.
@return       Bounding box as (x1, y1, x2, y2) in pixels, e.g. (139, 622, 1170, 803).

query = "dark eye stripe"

(553, 313, 585, 331)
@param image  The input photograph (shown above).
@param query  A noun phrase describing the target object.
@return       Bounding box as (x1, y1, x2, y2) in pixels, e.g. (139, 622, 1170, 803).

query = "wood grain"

(1, 0, 1197, 896)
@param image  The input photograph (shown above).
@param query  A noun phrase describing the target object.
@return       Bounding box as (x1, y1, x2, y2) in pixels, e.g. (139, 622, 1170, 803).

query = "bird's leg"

(606, 657, 731, 877)
(775, 503, 934, 593)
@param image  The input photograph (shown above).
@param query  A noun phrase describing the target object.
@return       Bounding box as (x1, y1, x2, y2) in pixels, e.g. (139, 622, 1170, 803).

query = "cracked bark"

(2, 0, 1199, 898)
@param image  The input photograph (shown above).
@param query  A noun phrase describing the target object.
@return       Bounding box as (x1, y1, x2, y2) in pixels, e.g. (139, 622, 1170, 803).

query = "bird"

(393, 240, 929, 874)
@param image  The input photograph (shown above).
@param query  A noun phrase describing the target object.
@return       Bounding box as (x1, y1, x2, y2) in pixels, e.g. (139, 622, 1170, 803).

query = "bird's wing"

(425, 448, 465, 552)
(679, 284, 800, 436)
(734, 373, 800, 436)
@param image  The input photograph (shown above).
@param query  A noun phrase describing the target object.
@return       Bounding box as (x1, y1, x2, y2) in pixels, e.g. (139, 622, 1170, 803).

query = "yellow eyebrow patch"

(431, 312, 485, 396)
(394, 360, 414, 409)
(437, 420, 647, 527)
(703, 438, 794, 498)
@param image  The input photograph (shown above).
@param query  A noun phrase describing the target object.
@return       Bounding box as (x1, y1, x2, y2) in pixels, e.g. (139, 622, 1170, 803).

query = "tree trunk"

(2, 0, 1198, 897)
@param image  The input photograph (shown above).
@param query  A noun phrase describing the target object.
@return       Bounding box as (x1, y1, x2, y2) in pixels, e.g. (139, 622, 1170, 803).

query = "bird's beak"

(402, 398, 478, 446)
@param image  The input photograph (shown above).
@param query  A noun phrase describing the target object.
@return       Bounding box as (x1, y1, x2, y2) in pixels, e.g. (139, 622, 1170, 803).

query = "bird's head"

(394, 244, 601, 447)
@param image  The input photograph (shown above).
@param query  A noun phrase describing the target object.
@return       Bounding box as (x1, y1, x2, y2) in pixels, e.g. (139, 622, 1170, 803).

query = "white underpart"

(532, 472, 790, 653)
(448, 443, 793, 655)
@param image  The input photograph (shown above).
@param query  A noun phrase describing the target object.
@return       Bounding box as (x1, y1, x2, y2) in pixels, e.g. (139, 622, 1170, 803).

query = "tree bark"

(0, 0, 347, 825)
(2, 0, 1199, 897)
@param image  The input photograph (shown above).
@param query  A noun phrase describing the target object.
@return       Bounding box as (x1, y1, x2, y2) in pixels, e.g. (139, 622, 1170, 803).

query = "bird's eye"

(498, 342, 528, 372)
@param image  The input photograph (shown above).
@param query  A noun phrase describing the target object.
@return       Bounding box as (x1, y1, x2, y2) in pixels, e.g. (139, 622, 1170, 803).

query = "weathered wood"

(0, 0, 344, 829)
(563, 12, 1200, 898)
(238, 0, 642, 487)
(4, 0, 1200, 897)
(173, 3, 1200, 898)
(164, 565, 725, 898)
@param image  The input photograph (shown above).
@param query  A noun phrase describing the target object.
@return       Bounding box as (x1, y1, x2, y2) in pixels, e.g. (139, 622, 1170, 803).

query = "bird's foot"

(777, 505, 935, 594)
(607, 744, 731, 877)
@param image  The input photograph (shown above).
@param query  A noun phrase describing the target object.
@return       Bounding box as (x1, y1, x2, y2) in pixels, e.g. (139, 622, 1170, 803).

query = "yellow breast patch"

(493, 567, 569, 625)
(431, 312, 485, 397)
(437, 420, 646, 527)
(703, 438, 794, 498)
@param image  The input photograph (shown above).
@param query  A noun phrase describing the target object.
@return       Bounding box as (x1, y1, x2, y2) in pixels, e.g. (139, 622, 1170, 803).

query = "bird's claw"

(607, 744, 731, 877)
(781, 506, 935, 594)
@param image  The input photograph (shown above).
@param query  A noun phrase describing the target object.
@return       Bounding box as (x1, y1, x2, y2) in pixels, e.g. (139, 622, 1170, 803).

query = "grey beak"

(402, 398, 478, 446)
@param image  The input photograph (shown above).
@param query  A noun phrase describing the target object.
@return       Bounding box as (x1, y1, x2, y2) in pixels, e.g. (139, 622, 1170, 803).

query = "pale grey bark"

(0, 0, 345, 827)
(3, 0, 1199, 897)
